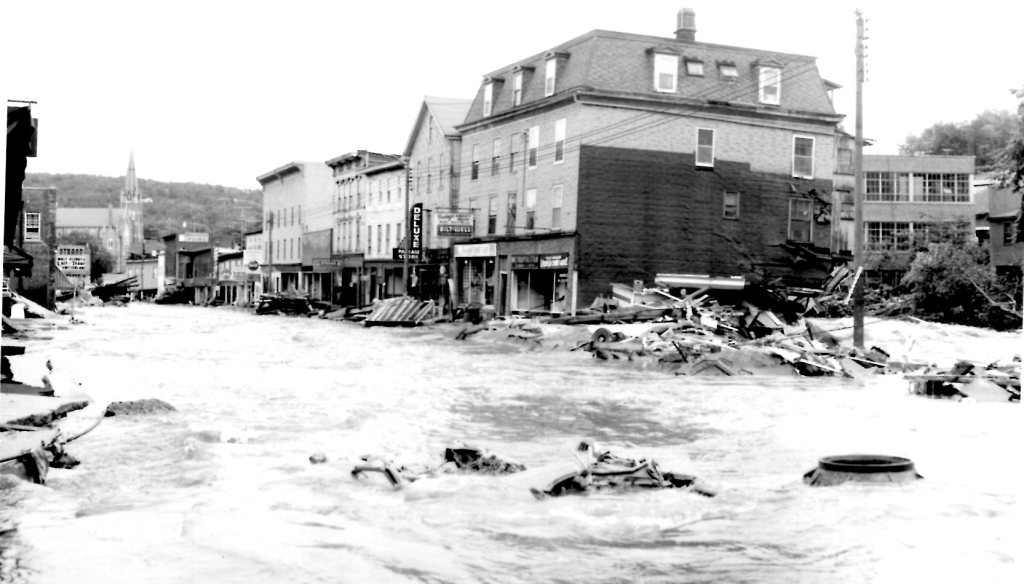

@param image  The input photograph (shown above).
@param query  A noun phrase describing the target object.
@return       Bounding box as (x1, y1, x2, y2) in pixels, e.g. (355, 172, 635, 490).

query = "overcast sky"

(4, 0, 1021, 190)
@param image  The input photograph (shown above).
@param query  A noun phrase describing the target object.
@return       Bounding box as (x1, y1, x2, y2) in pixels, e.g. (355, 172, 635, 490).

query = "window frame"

(492, 138, 502, 176)
(483, 82, 493, 117)
(23, 212, 41, 242)
(544, 59, 556, 97)
(509, 132, 520, 172)
(487, 196, 498, 235)
(788, 198, 813, 242)
(792, 135, 815, 179)
(527, 126, 539, 169)
(723, 191, 740, 219)
(554, 119, 566, 164)
(695, 128, 715, 168)
(684, 59, 704, 77)
(471, 144, 480, 180)
(1004, 220, 1018, 246)
(719, 63, 738, 79)
(551, 184, 563, 230)
(506, 192, 517, 234)
(653, 53, 678, 93)
(758, 66, 781, 105)
(513, 71, 523, 106)
(525, 188, 537, 231)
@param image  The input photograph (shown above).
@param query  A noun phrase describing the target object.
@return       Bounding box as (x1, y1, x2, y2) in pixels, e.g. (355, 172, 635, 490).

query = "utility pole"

(853, 10, 866, 348)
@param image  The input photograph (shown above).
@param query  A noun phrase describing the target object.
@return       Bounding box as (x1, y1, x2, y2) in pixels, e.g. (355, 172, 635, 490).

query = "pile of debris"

(905, 359, 1021, 402)
(551, 271, 887, 378)
(349, 440, 716, 499)
(363, 297, 439, 327)
(255, 292, 315, 316)
(91, 275, 138, 303)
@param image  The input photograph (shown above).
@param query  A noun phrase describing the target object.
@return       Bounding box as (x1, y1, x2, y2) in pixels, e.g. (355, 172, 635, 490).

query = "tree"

(900, 109, 1018, 171)
(1004, 87, 1024, 242)
(900, 234, 1021, 329)
(57, 230, 115, 282)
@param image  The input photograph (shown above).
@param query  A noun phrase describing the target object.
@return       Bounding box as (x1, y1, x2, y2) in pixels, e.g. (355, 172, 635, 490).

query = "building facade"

(455, 10, 844, 316)
(326, 151, 402, 306)
(14, 187, 58, 308)
(975, 183, 1022, 275)
(256, 161, 335, 295)
(56, 207, 130, 274)
(403, 96, 473, 310)
(362, 160, 407, 302)
(241, 229, 264, 304)
(861, 154, 976, 281)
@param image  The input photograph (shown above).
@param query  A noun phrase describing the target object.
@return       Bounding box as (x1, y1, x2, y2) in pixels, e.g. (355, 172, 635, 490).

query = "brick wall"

(576, 145, 834, 303)
(18, 187, 58, 308)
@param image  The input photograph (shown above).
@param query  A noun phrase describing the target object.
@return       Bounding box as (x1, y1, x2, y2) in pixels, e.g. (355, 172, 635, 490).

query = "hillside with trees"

(899, 109, 1018, 172)
(25, 173, 263, 247)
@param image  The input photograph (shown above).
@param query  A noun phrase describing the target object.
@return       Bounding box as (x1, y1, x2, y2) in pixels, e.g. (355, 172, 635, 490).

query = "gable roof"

(463, 29, 838, 126)
(403, 96, 472, 157)
(56, 207, 125, 228)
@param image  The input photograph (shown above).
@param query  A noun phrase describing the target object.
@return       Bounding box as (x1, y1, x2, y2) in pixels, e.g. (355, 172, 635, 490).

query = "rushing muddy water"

(1, 304, 1019, 583)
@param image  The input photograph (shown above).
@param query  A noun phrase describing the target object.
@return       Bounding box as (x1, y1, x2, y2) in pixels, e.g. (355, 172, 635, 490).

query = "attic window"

(483, 82, 494, 117)
(685, 60, 704, 77)
(758, 66, 781, 105)
(718, 62, 738, 79)
(544, 58, 556, 97)
(654, 53, 678, 92)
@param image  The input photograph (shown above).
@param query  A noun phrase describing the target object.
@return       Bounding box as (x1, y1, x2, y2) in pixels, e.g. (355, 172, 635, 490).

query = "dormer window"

(513, 71, 523, 106)
(718, 62, 738, 79)
(685, 60, 704, 77)
(653, 53, 678, 92)
(544, 58, 556, 97)
(758, 66, 781, 105)
(483, 82, 494, 117)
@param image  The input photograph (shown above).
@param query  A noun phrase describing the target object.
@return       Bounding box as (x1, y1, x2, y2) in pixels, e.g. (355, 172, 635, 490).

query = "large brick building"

(453, 9, 845, 316)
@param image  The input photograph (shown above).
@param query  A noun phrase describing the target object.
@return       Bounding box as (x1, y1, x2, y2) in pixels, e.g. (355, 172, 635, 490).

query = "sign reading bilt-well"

(435, 210, 474, 237)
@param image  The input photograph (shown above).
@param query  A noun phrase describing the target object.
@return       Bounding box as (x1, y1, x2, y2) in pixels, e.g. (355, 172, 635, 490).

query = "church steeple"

(121, 150, 139, 204)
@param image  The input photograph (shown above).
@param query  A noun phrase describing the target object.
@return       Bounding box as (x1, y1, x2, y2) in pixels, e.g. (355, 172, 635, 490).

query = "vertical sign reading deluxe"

(411, 203, 423, 259)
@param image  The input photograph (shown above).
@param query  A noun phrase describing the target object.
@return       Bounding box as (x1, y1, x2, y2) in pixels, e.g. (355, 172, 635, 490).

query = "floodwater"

(1, 304, 1019, 583)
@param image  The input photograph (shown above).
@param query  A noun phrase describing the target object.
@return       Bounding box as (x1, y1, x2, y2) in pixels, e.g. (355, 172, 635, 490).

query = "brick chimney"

(675, 8, 696, 42)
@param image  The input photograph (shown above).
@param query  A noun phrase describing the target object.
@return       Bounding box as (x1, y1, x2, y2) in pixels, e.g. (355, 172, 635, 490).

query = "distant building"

(256, 161, 335, 295)
(214, 249, 245, 305)
(325, 151, 402, 305)
(241, 229, 264, 304)
(55, 154, 144, 273)
(162, 231, 212, 300)
(861, 154, 976, 282)
(975, 182, 1022, 276)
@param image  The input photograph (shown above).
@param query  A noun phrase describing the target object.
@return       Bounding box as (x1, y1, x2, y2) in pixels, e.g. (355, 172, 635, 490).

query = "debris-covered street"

(1, 303, 1019, 583)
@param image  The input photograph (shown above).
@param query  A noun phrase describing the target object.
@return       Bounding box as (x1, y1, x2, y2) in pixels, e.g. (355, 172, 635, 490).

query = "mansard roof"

(462, 29, 838, 126)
